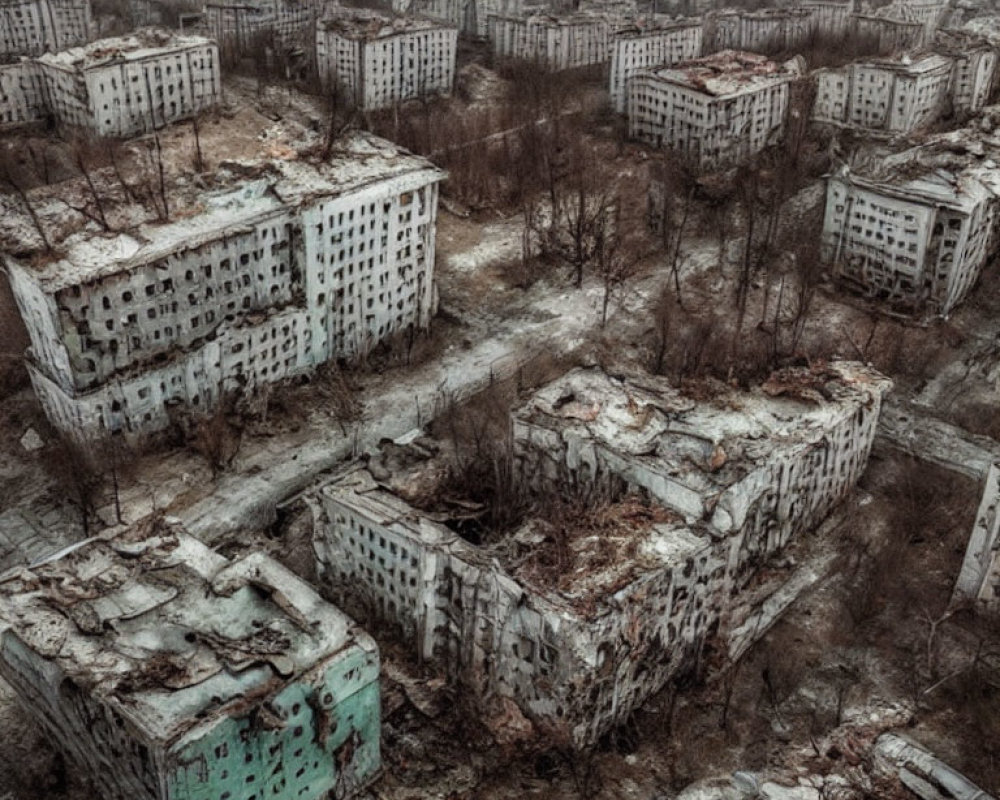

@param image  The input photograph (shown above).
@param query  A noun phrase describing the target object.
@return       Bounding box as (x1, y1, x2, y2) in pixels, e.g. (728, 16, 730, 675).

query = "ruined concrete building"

(850, 12, 925, 53)
(934, 29, 999, 114)
(487, 12, 610, 71)
(0, 0, 91, 60)
(399, 0, 525, 39)
(955, 462, 1000, 611)
(316, 10, 457, 111)
(5, 133, 445, 440)
(628, 50, 801, 170)
(311, 363, 891, 747)
(0, 520, 381, 800)
(609, 18, 702, 114)
(205, 0, 317, 62)
(801, 0, 852, 37)
(874, 0, 949, 42)
(0, 56, 44, 124)
(822, 135, 1000, 315)
(33, 29, 220, 136)
(703, 7, 814, 54)
(812, 54, 953, 134)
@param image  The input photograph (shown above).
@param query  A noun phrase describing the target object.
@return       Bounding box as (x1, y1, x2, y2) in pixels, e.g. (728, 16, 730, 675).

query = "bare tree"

(42, 435, 104, 534)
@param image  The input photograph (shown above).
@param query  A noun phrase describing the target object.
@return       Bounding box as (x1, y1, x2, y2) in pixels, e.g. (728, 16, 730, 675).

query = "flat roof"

(831, 133, 1000, 211)
(637, 49, 795, 97)
(8, 132, 446, 291)
(36, 29, 214, 70)
(318, 8, 452, 37)
(0, 520, 377, 743)
(513, 363, 892, 522)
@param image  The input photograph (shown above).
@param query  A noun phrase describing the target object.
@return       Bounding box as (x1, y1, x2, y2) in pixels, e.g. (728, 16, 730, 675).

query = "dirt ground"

(0, 60, 999, 800)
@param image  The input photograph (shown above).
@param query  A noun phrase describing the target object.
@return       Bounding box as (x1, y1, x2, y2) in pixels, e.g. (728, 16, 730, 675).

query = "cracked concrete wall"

(0, 0, 91, 59)
(313, 480, 724, 748)
(316, 23, 457, 111)
(608, 24, 702, 114)
(822, 174, 1000, 316)
(487, 15, 611, 71)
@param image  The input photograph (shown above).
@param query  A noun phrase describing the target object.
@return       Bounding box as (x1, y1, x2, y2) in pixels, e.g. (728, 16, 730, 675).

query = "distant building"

(0, 0, 91, 60)
(822, 140, 1000, 315)
(5, 133, 446, 440)
(316, 10, 457, 110)
(812, 54, 952, 134)
(204, 0, 317, 61)
(401, 0, 526, 38)
(850, 12, 925, 52)
(801, 0, 852, 37)
(704, 7, 814, 53)
(627, 50, 802, 170)
(935, 29, 999, 114)
(0, 58, 44, 124)
(35, 29, 221, 136)
(0, 519, 382, 800)
(487, 12, 610, 71)
(609, 19, 702, 114)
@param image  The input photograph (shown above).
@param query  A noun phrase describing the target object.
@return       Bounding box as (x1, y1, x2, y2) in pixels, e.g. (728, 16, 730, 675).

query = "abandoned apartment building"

(311, 363, 892, 748)
(608, 18, 702, 114)
(204, 0, 317, 62)
(934, 29, 999, 114)
(801, 0, 852, 38)
(703, 8, 814, 56)
(0, 0, 91, 60)
(0, 519, 382, 800)
(627, 49, 801, 170)
(487, 12, 610, 71)
(0, 55, 44, 124)
(4, 132, 445, 440)
(316, 10, 457, 111)
(29, 29, 221, 136)
(400, 0, 526, 39)
(821, 135, 1000, 316)
(955, 462, 1000, 611)
(812, 53, 954, 135)
(850, 12, 925, 54)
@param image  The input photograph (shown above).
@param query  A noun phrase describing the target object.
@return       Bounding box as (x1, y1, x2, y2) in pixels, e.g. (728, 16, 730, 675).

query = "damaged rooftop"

(36, 28, 213, 69)
(318, 9, 451, 37)
(1, 131, 445, 290)
(644, 49, 800, 96)
(513, 363, 892, 523)
(0, 519, 375, 743)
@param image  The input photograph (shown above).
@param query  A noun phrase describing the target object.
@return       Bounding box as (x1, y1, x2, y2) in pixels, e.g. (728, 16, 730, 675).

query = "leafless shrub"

(41, 434, 105, 534)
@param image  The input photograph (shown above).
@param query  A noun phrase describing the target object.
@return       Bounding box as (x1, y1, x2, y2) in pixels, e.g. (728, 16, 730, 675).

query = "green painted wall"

(165, 649, 381, 800)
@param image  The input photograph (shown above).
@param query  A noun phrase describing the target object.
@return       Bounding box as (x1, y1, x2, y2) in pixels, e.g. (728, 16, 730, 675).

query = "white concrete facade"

(822, 158, 1000, 316)
(404, 0, 525, 38)
(205, 0, 317, 58)
(312, 363, 891, 747)
(35, 30, 221, 136)
(812, 54, 952, 134)
(5, 134, 446, 440)
(316, 11, 457, 111)
(0, 57, 44, 123)
(627, 50, 797, 170)
(705, 8, 814, 54)
(609, 20, 702, 114)
(0, 0, 91, 60)
(487, 13, 610, 71)
(850, 13, 924, 52)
